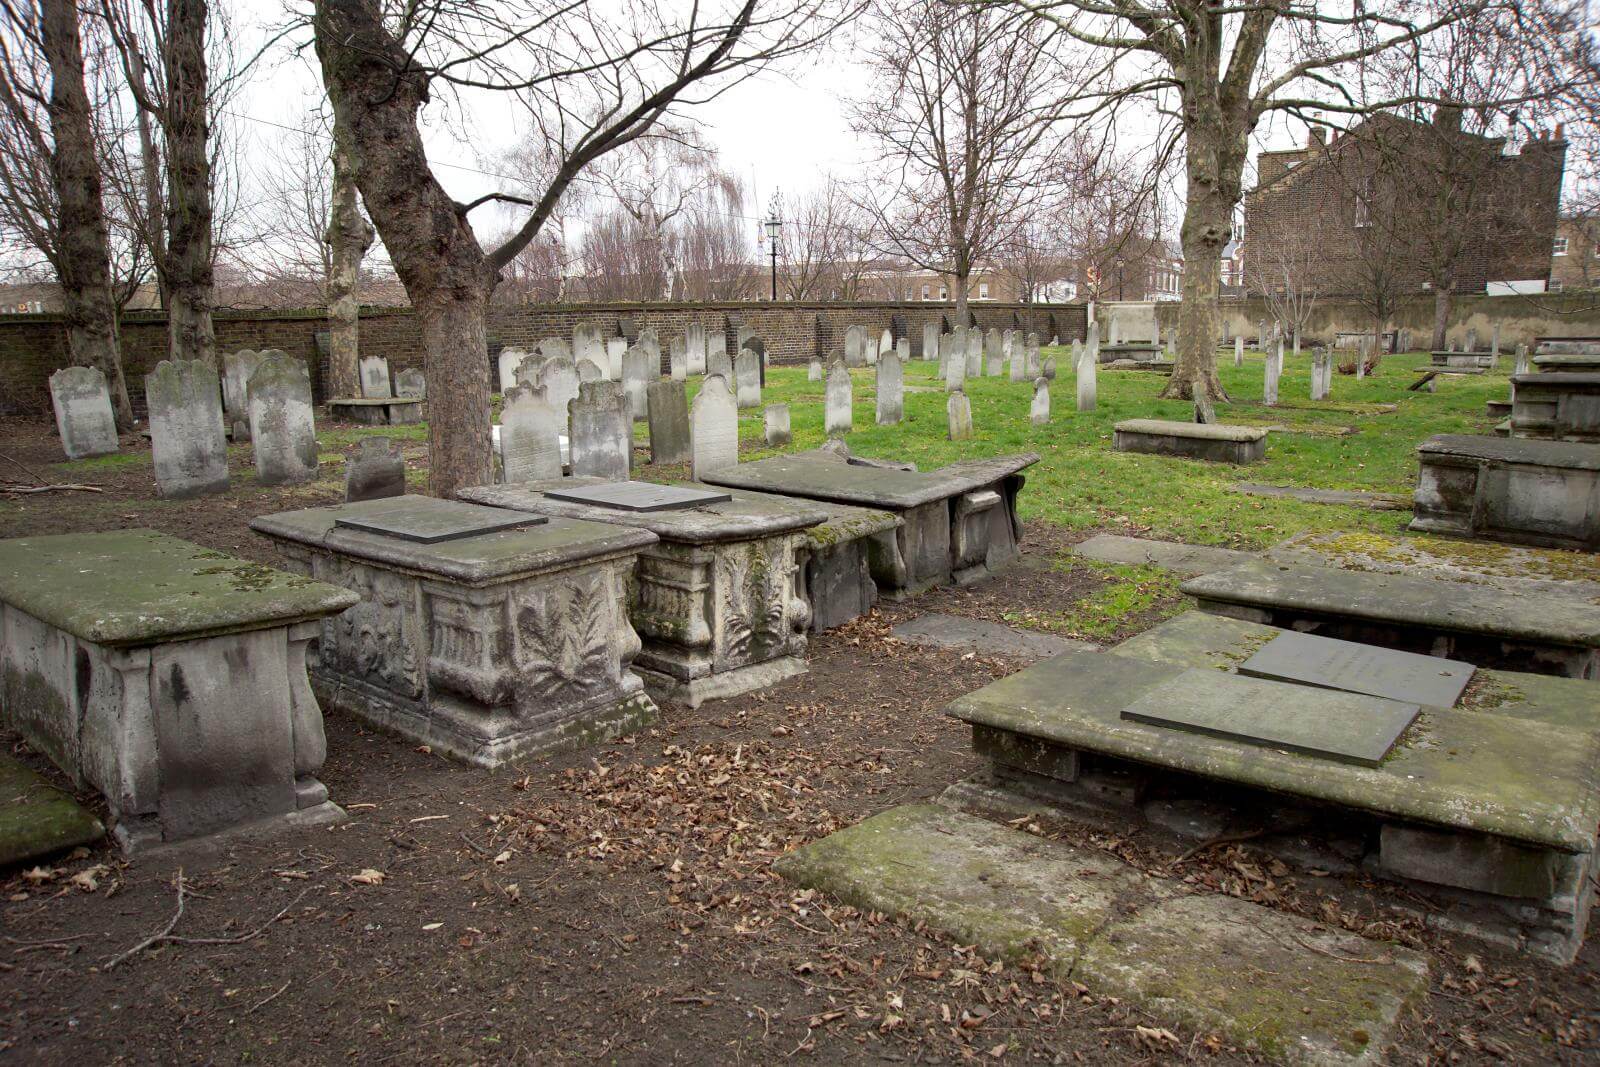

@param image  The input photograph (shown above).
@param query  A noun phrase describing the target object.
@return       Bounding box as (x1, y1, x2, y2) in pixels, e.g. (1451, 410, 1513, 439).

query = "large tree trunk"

(40, 0, 134, 429)
(163, 0, 214, 364)
(1431, 286, 1450, 350)
(314, 0, 496, 496)
(323, 115, 374, 400)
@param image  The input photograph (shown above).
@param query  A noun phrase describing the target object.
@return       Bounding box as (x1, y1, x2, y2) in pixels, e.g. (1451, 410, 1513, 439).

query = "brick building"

(1550, 215, 1600, 291)
(1244, 108, 1566, 298)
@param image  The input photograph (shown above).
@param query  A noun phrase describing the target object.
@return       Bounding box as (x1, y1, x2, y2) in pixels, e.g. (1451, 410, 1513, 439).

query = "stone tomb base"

(1410, 433, 1600, 552)
(328, 397, 425, 425)
(1113, 418, 1268, 463)
(945, 611, 1600, 963)
(252, 496, 660, 766)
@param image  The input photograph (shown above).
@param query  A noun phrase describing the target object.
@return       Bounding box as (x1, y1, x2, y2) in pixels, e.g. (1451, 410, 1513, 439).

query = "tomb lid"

(327, 397, 425, 406)
(1510, 371, 1600, 387)
(699, 450, 1038, 509)
(251, 496, 657, 585)
(1533, 353, 1600, 366)
(946, 646, 1600, 852)
(1415, 433, 1600, 471)
(1238, 629, 1473, 707)
(1181, 559, 1600, 647)
(0, 529, 359, 647)
(545, 480, 732, 512)
(1114, 418, 1267, 443)
(332, 497, 546, 543)
(459, 478, 827, 542)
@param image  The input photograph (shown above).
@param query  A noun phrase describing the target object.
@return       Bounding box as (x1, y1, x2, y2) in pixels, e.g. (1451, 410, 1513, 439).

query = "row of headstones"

(496, 324, 768, 393)
(237, 348, 423, 430)
(815, 347, 1055, 445)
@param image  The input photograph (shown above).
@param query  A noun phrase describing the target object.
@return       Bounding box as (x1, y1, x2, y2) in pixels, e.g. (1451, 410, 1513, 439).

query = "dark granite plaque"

(1239, 630, 1474, 708)
(1120, 668, 1420, 767)
(544, 480, 732, 512)
(334, 498, 546, 543)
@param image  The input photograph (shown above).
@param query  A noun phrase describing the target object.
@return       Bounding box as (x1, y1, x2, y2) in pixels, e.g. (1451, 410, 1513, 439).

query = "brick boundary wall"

(0, 299, 1089, 417)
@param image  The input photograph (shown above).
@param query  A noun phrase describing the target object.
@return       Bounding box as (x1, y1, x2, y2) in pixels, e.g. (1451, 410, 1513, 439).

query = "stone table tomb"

(1409, 433, 1600, 552)
(1113, 419, 1269, 463)
(1509, 372, 1600, 442)
(0, 530, 358, 853)
(251, 495, 659, 766)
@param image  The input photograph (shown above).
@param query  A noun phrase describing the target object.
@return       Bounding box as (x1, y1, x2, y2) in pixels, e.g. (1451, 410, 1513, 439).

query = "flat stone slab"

(1121, 667, 1420, 767)
(460, 478, 827, 542)
(544, 480, 732, 512)
(0, 530, 359, 647)
(1240, 630, 1473, 708)
(1072, 533, 1252, 577)
(1227, 483, 1411, 511)
(699, 450, 1039, 510)
(1266, 531, 1600, 601)
(892, 613, 1094, 660)
(0, 754, 103, 866)
(778, 803, 1429, 1065)
(1534, 353, 1600, 371)
(947, 644, 1600, 852)
(334, 499, 546, 543)
(1417, 433, 1600, 471)
(1114, 418, 1267, 442)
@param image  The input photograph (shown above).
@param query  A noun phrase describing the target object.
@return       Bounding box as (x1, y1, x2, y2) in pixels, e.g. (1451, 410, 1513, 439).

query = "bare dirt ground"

(1, 417, 1597, 1065)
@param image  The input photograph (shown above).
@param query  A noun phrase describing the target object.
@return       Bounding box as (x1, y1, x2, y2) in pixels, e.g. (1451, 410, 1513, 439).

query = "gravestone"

(944, 337, 967, 392)
(606, 337, 627, 381)
(1235, 336, 1245, 367)
(947, 388, 974, 441)
(685, 322, 707, 375)
(808, 357, 823, 381)
(1239, 630, 1474, 708)
(896, 336, 910, 364)
(1490, 323, 1501, 359)
(546, 481, 731, 512)
(568, 380, 631, 480)
(741, 337, 767, 387)
(1514, 344, 1531, 376)
(500, 383, 564, 483)
(922, 322, 939, 361)
(736, 325, 755, 351)
(735, 349, 762, 410)
(359, 354, 392, 399)
(578, 359, 605, 383)
(646, 379, 691, 465)
(825, 362, 853, 436)
(345, 437, 406, 501)
(221, 349, 264, 440)
(876, 351, 903, 426)
(537, 357, 579, 427)
(622, 345, 652, 422)
(498, 347, 531, 392)
(246, 353, 319, 485)
(1042, 357, 1056, 381)
(573, 321, 606, 370)
(965, 329, 983, 378)
(1356, 337, 1368, 379)
(396, 368, 426, 399)
(706, 330, 728, 377)
(1009, 338, 1027, 382)
(1070, 339, 1083, 372)
(670, 335, 688, 381)
(1263, 342, 1281, 405)
(1311, 351, 1332, 401)
(1082, 323, 1098, 370)
(637, 328, 661, 376)
(765, 403, 791, 447)
(1030, 379, 1050, 426)
(1077, 352, 1096, 412)
(879, 328, 893, 362)
(984, 328, 1004, 377)
(845, 324, 866, 368)
(865, 330, 880, 366)
(48, 366, 118, 459)
(1026, 332, 1041, 378)
(146, 358, 229, 498)
(690, 374, 739, 479)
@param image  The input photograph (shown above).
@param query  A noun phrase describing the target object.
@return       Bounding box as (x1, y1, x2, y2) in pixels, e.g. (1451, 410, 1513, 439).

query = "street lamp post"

(765, 214, 782, 301)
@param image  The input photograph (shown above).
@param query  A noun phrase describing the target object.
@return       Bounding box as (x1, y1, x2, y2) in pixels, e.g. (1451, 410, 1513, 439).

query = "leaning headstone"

(734, 349, 762, 410)
(922, 322, 939, 361)
(685, 322, 707, 376)
(146, 359, 228, 498)
(622, 345, 652, 421)
(395, 368, 426, 398)
(221, 349, 265, 439)
(49, 366, 118, 459)
(1030, 379, 1050, 426)
(345, 437, 405, 501)
(825, 362, 853, 436)
(646, 379, 691, 466)
(1235, 336, 1245, 367)
(765, 403, 791, 447)
(947, 388, 974, 441)
(1042, 357, 1057, 381)
(1077, 354, 1096, 412)
(808, 357, 823, 382)
(690, 374, 738, 479)
(578, 359, 605, 384)
(670, 335, 688, 381)
(568, 380, 631, 480)
(876, 351, 904, 426)
(985, 328, 1004, 377)
(845, 324, 866, 368)
(605, 337, 627, 381)
(500, 383, 564, 483)
(359, 354, 392, 399)
(1264, 341, 1281, 405)
(247, 353, 319, 485)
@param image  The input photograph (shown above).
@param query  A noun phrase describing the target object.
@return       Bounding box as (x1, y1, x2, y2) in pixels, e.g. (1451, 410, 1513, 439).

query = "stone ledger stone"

(147, 358, 229, 498)
(345, 437, 406, 501)
(568, 380, 632, 480)
(49, 366, 118, 459)
(647, 379, 691, 466)
(691, 374, 739, 479)
(247, 352, 320, 485)
(1410, 433, 1600, 553)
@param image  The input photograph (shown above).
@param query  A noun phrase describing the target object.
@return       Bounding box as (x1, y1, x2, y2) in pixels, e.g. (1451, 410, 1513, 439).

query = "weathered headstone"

(825, 362, 853, 436)
(1490, 323, 1501, 359)
(685, 322, 707, 376)
(500, 383, 564, 483)
(646, 379, 691, 465)
(764, 403, 791, 447)
(359, 354, 392, 399)
(221, 349, 265, 439)
(1042, 357, 1057, 381)
(844, 324, 866, 368)
(1069, 339, 1083, 372)
(985, 328, 1004, 377)
(947, 388, 974, 441)
(944, 337, 967, 392)
(1264, 340, 1281, 405)
(606, 337, 627, 381)
(690, 374, 739, 479)
(808, 357, 823, 381)
(922, 322, 939, 361)
(247, 353, 319, 485)
(48, 366, 118, 459)
(734, 349, 762, 410)
(498, 347, 531, 392)
(622, 345, 652, 421)
(578, 359, 605, 383)
(1009, 338, 1027, 382)
(1077, 353, 1096, 413)
(146, 358, 229, 498)
(705, 329, 728, 377)
(1514, 343, 1531, 376)
(1235, 336, 1245, 367)
(637, 328, 661, 376)
(538, 357, 579, 426)
(736, 324, 755, 351)
(966, 329, 983, 378)
(1030, 379, 1050, 426)
(1311, 351, 1331, 401)
(879, 328, 893, 363)
(568, 380, 631, 480)
(1025, 332, 1041, 378)
(876, 351, 903, 426)
(741, 336, 767, 387)
(895, 336, 910, 364)
(345, 437, 405, 501)
(670, 334, 688, 381)
(865, 330, 880, 366)
(396, 368, 426, 398)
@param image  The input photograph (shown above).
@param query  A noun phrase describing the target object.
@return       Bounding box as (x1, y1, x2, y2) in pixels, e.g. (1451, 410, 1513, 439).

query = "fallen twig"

(102, 871, 312, 969)
(246, 979, 292, 1014)
(0, 449, 47, 485)
(102, 869, 187, 971)
(0, 482, 105, 495)
(1170, 828, 1265, 867)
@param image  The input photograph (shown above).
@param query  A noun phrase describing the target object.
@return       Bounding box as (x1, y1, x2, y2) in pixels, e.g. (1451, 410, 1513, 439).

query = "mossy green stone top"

(0, 530, 360, 648)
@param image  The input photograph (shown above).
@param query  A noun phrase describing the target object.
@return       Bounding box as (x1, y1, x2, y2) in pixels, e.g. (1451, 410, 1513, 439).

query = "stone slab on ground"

(892, 612, 1095, 661)
(1240, 629, 1473, 708)
(777, 803, 1428, 1066)
(1072, 533, 1252, 577)
(1227, 483, 1411, 511)
(0, 754, 103, 866)
(1113, 419, 1268, 464)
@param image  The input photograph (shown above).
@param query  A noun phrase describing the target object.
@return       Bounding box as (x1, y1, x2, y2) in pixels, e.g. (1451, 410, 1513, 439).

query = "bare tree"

(312, 0, 852, 495)
(580, 208, 672, 301)
(1244, 220, 1319, 345)
(850, 1, 1080, 320)
(774, 179, 867, 300)
(678, 204, 760, 300)
(0, 0, 134, 427)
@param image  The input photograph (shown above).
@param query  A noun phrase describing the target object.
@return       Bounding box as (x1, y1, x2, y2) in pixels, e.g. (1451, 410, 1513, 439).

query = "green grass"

(1009, 560, 1187, 641)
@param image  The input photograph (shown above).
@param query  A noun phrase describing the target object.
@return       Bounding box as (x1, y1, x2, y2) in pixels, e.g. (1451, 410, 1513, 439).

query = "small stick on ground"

(102, 870, 187, 971)
(1170, 828, 1265, 867)
(102, 872, 313, 969)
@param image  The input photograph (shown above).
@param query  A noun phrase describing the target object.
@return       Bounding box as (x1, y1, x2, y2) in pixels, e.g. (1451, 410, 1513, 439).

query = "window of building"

(1553, 236, 1569, 256)
(939, 286, 948, 300)
(1551, 280, 1565, 292)
(922, 284, 930, 300)
(978, 283, 990, 300)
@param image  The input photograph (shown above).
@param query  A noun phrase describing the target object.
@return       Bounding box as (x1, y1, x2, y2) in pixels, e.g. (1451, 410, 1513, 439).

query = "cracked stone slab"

(777, 803, 1428, 1065)
(892, 613, 1095, 661)
(1072, 533, 1253, 578)
(1227, 483, 1411, 511)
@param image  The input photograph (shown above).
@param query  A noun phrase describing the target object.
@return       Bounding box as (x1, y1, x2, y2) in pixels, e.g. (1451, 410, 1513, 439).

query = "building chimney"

(1307, 127, 1326, 148)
